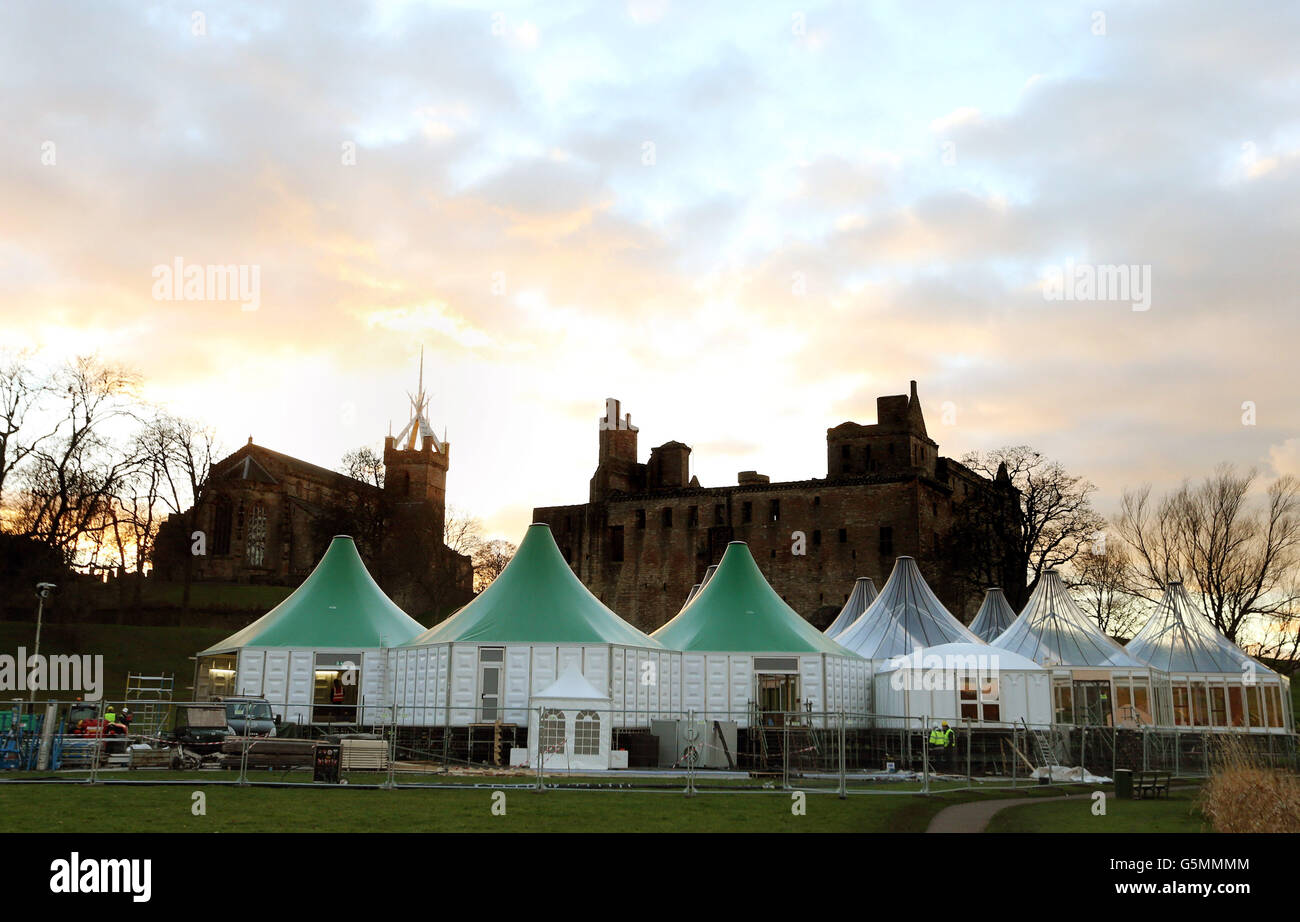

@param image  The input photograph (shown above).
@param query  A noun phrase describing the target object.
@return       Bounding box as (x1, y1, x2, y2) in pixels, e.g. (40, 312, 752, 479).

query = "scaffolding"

(124, 673, 175, 738)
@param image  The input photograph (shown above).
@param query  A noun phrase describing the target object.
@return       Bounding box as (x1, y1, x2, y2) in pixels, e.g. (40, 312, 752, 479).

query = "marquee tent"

(1126, 582, 1292, 732)
(389, 523, 675, 728)
(524, 667, 617, 771)
(824, 577, 878, 639)
(969, 588, 1017, 642)
(992, 570, 1158, 727)
(834, 557, 979, 661)
(652, 541, 869, 725)
(194, 535, 425, 725)
(873, 642, 1052, 729)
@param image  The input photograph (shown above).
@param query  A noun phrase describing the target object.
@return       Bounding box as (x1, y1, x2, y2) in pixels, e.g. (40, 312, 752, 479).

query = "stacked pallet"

(341, 739, 389, 771)
(219, 738, 317, 770)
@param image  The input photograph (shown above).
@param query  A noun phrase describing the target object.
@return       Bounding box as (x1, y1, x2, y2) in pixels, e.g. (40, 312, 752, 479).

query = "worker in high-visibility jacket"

(928, 721, 956, 770)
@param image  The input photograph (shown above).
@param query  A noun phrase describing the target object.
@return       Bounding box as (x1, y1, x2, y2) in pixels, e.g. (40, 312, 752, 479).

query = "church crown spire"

(392, 346, 443, 453)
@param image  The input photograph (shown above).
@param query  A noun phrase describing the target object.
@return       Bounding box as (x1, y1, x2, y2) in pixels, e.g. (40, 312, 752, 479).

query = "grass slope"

(986, 789, 1206, 833)
(0, 780, 1101, 833)
(0, 622, 232, 700)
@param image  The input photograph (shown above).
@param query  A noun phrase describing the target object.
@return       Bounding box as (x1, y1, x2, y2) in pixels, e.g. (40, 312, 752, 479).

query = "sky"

(2, 0, 1298, 540)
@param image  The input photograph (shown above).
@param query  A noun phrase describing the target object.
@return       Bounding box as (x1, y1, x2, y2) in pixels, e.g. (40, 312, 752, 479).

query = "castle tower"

(826, 380, 938, 478)
(384, 348, 449, 536)
(590, 397, 640, 501)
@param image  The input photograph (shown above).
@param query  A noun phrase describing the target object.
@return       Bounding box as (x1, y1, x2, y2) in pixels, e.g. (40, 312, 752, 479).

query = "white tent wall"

(872, 667, 1051, 729)
(388, 641, 679, 728)
(678, 652, 868, 727)
(227, 646, 384, 727)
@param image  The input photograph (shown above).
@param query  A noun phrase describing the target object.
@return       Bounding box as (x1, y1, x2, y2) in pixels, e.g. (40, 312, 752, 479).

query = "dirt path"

(925, 794, 1076, 833)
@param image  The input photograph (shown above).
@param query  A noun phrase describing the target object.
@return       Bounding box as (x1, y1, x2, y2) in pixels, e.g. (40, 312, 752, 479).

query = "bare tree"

(0, 349, 57, 515)
(951, 446, 1105, 609)
(12, 356, 142, 566)
(472, 539, 516, 592)
(1116, 465, 1300, 643)
(443, 505, 484, 559)
(1071, 541, 1143, 638)
(153, 414, 218, 617)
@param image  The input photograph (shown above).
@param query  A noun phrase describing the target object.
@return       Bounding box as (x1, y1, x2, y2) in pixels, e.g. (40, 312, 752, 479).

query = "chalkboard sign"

(313, 743, 341, 783)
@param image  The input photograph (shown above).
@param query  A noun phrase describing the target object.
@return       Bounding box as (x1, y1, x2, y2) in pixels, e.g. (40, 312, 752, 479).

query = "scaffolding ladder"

(1020, 718, 1058, 772)
(124, 673, 174, 738)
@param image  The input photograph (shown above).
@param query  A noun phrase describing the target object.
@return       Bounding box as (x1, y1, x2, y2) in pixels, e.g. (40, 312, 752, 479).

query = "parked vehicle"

(215, 696, 278, 737)
(164, 703, 232, 755)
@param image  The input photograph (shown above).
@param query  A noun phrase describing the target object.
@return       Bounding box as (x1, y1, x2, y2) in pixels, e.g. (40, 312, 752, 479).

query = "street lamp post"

(32, 583, 55, 704)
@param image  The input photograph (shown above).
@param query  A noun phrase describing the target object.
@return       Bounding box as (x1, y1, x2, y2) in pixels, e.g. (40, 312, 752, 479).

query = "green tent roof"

(406, 523, 661, 647)
(652, 542, 858, 656)
(198, 536, 424, 654)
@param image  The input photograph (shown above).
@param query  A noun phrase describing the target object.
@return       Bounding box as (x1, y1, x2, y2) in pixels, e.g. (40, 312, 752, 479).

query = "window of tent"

(980, 674, 1000, 723)
(1209, 685, 1228, 726)
(1246, 686, 1263, 727)
(1172, 684, 1190, 726)
(540, 709, 566, 753)
(574, 711, 600, 756)
(960, 676, 977, 721)
(1265, 686, 1284, 728)
(1226, 685, 1245, 727)
(196, 655, 237, 699)
(1132, 681, 1152, 725)
(1114, 680, 1133, 724)
(1053, 683, 1073, 725)
(1191, 681, 1210, 726)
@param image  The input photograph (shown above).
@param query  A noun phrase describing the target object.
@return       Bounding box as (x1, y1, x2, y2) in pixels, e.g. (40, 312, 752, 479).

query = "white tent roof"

(1126, 582, 1275, 676)
(970, 588, 1017, 642)
(992, 570, 1145, 668)
(533, 666, 609, 700)
(835, 557, 979, 659)
(825, 578, 878, 638)
(875, 641, 1045, 673)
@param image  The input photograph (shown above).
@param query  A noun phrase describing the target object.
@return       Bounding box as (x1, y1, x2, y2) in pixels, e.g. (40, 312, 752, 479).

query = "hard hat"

(941, 721, 949, 727)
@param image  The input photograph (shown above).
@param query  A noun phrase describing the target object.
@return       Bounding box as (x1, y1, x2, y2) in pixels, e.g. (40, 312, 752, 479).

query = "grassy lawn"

(0, 778, 1098, 833)
(986, 788, 1207, 833)
(0, 621, 232, 700)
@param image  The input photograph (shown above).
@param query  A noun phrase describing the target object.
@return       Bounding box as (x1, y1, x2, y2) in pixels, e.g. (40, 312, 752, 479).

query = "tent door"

(756, 674, 799, 727)
(1072, 680, 1112, 726)
(478, 648, 504, 722)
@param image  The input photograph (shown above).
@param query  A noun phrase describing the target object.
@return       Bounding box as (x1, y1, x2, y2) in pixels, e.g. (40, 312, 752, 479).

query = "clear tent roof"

(407, 523, 661, 647)
(969, 588, 1018, 642)
(834, 557, 979, 660)
(1126, 582, 1275, 676)
(992, 570, 1145, 668)
(198, 536, 424, 654)
(652, 542, 855, 655)
(824, 578, 878, 638)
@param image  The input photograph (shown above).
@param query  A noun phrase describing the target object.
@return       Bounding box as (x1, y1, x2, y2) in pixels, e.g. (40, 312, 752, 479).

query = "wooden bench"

(1133, 769, 1171, 799)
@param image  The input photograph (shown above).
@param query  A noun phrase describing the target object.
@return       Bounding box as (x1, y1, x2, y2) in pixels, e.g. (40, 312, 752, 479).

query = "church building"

(153, 357, 473, 613)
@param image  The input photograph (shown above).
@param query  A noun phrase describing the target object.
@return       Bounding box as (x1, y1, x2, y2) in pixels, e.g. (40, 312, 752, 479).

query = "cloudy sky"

(2, 0, 1298, 539)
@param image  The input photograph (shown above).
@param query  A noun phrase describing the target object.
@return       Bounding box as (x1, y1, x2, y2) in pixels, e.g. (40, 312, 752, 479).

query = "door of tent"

(478, 648, 504, 722)
(1072, 680, 1113, 726)
(755, 673, 800, 727)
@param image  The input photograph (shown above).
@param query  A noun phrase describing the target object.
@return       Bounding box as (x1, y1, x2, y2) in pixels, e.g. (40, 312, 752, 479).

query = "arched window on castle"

(246, 503, 268, 567)
(213, 495, 233, 556)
